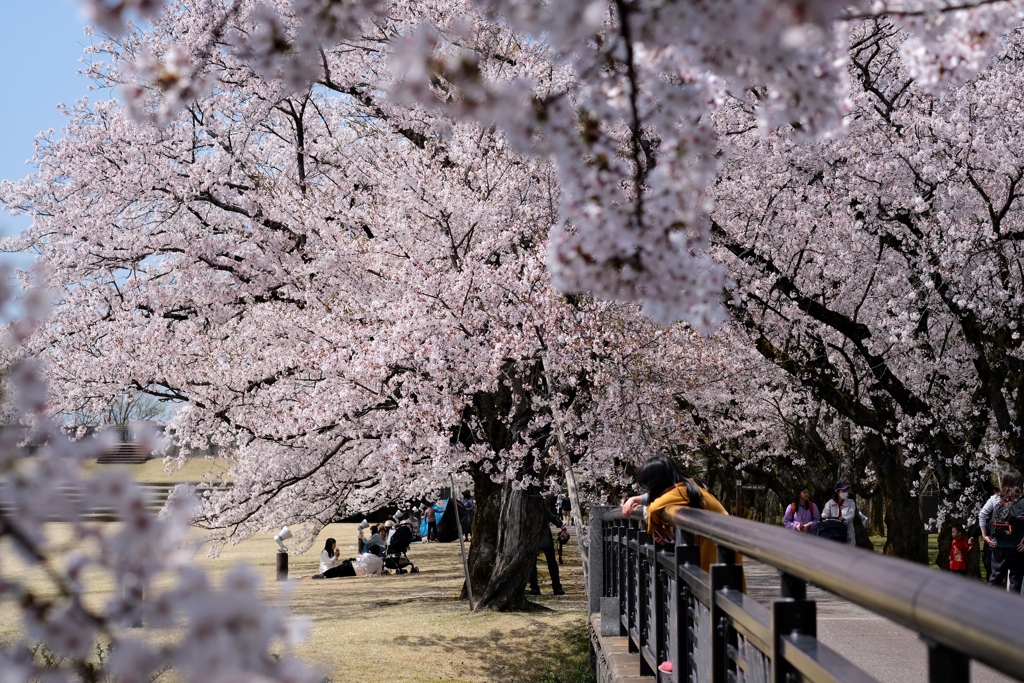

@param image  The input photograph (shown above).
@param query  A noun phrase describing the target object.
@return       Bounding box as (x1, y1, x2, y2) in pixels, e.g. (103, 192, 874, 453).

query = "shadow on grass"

(392, 620, 595, 683)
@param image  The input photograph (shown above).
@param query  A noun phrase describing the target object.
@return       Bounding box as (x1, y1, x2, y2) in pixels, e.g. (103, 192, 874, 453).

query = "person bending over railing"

(621, 453, 744, 675)
(621, 453, 739, 575)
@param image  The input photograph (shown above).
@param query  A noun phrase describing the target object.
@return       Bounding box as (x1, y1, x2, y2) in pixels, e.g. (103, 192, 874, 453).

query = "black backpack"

(990, 496, 1024, 542)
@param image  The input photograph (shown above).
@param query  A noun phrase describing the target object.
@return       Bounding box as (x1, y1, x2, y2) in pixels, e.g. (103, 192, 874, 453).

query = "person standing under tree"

(558, 492, 573, 526)
(423, 502, 437, 542)
(821, 482, 857, 545)
(979, 470, 1024, 592)
(528, 503, 566, 596)
(949, 524, 972, 576)
(460, 490, 475, 541)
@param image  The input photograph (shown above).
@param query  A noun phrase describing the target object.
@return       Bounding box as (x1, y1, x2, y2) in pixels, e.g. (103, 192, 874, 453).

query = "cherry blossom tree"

(6, 0, 1024, 677)
(703, 19, 1024, 559)
(3, 0, 723, 610)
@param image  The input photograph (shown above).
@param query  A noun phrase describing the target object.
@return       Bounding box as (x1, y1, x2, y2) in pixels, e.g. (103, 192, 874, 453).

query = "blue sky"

(0, 1, 98, 253)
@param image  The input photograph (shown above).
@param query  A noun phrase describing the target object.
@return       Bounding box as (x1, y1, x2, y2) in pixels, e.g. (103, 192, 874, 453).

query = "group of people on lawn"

(315, 518, 415, 578)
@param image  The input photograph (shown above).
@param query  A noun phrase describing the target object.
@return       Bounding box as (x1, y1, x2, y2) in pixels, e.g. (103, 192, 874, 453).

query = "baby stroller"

(383, 524, 419, 574)
(816, 519, 849, 543)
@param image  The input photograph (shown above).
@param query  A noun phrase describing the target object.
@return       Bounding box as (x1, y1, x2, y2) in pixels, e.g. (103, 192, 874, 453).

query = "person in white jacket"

(314, 538, 351, 578)
(821, 482, 857, 545)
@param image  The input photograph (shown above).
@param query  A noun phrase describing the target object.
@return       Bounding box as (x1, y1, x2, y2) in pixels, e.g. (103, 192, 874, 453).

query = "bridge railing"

(590, 506, 1024, 683)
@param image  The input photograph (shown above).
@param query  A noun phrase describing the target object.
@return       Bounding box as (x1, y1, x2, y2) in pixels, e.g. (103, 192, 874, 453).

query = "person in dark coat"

(529, 506, 567, 596)
(461, 490, 475, 541)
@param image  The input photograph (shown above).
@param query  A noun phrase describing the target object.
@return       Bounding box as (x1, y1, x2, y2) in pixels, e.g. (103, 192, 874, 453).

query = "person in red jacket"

(950, 523, 972, 576)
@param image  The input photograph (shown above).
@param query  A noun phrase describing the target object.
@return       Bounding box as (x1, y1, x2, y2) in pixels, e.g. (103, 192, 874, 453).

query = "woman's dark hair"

(998, 470, 1024, 501)
(793, 486, 810, 507)
(952, 523, 965, 534)
(323, 538, 336, 554)
(636, 454, 703, 508)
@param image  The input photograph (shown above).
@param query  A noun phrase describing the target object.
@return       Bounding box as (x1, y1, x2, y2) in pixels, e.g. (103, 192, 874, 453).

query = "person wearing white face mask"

(821, 482, 857, 545)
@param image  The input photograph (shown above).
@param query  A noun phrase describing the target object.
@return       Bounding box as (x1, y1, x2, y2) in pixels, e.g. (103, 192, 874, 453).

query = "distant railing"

(591, 508, 1024, 683)
(0, 481, 232, 522)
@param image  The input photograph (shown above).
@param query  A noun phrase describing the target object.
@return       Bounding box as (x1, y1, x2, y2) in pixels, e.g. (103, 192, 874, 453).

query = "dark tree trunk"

(936, 522, 951, 572)
(867, 490, 886, 536)
(462, 467, 501, 600)
(865, 433, 928, 562)
(473, 483, 544, 611)
(967, 530, 984, 580)
(453, 359, 554, 611)
(852, 504, 873, 550)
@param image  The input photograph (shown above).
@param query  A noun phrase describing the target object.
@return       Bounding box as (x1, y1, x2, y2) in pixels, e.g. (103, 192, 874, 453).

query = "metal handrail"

(609, 506, 1024, 680)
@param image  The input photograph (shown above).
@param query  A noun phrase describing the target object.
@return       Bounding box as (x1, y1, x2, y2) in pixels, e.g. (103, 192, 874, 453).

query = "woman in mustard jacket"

(622, 454, 734, 573)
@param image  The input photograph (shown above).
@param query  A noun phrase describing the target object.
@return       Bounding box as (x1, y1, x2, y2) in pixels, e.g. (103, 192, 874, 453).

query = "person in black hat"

(821, 481, 856, 545)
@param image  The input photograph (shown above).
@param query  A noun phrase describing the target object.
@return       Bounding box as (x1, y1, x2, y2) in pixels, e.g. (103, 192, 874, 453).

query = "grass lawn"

(0, 521, 593, 683)
(870, 534, 941, 567)
(80, 456, 236, 483)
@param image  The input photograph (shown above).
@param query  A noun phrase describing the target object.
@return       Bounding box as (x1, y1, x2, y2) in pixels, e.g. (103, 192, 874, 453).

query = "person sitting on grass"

(314, 538, 355, 578)
(361, 525, 386, 556)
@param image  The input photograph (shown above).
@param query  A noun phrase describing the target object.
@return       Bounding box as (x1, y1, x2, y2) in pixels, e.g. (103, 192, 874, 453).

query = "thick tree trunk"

(473, 483, 544, 611)
(936, 523, 951, 572)
(864, 433, 928, 562)
(852, 505, 873, 550)
(867, 491, 886, 536)
(462, 467, 501, 600)
(455, 360, 553, 611)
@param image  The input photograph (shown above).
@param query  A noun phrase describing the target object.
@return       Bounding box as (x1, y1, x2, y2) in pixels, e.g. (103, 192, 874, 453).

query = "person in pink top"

(783, 485, 820, 534)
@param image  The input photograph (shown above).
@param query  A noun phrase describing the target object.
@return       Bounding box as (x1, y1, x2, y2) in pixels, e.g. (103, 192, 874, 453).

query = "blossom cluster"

(75, 0, 1024, 327)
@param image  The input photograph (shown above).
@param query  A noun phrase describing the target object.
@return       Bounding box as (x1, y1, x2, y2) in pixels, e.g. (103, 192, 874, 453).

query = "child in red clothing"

(950, 524, 972, 575)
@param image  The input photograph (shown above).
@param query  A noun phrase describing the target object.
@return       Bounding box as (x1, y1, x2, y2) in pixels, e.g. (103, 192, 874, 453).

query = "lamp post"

(274, 526, 292, 581)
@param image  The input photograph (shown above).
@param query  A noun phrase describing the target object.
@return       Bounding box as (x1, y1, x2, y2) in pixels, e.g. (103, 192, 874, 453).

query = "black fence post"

(673, 544, 701, 683)
(926, 639, 970, 683)
(709, 559, 744, 683)
(615, 519, 627, 636)
(770, 589, 819, 679)
(627, 520, 639, 647)
(780, 571, 806, 601)
(590, 505, 614, 615)
(638, 534, 655, 676)
(653, 548, 667, 676)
